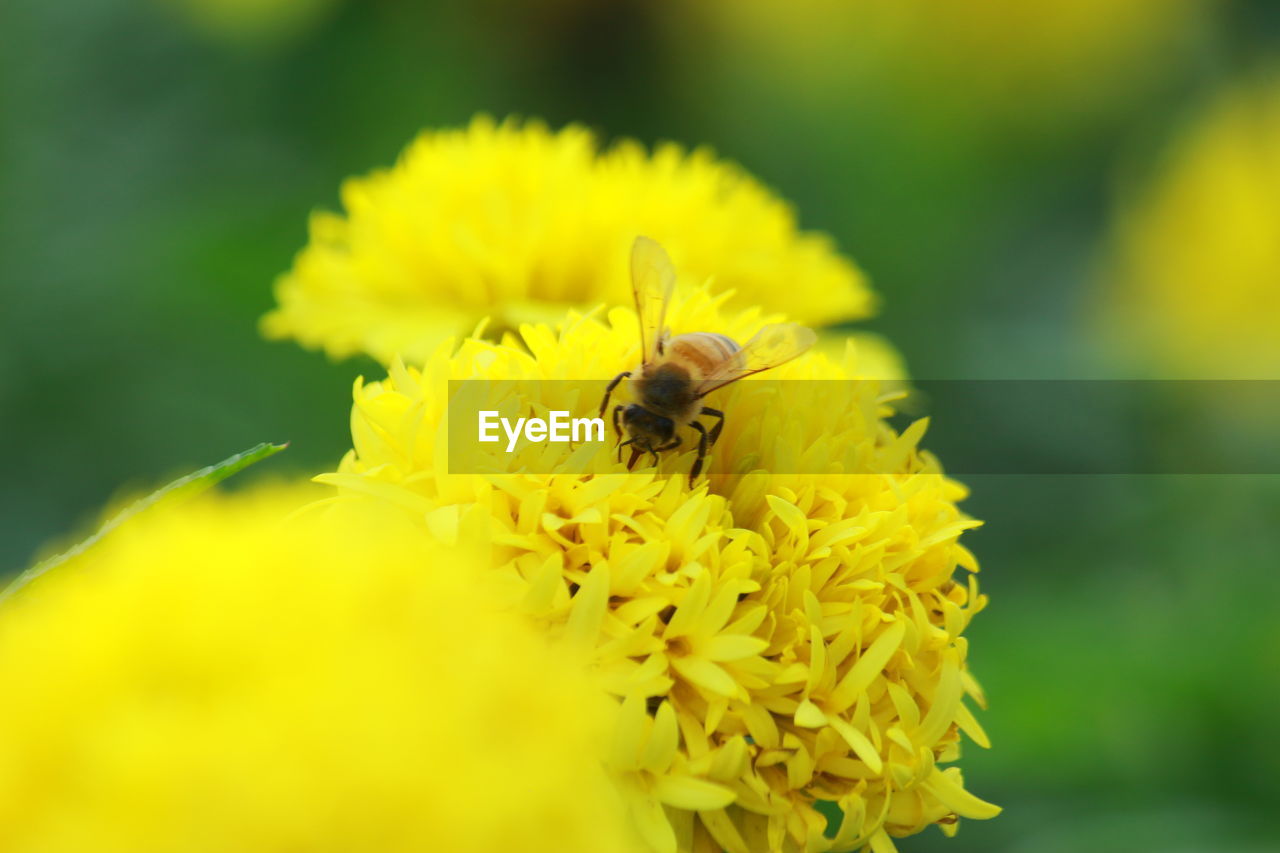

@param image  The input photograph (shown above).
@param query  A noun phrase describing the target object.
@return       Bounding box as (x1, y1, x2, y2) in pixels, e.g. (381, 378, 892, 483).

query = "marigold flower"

(1104, 74, 1280, 379)
(0, 489, 637, 853)
(321, 288, 997, 852)
(262, 115, 874, 363)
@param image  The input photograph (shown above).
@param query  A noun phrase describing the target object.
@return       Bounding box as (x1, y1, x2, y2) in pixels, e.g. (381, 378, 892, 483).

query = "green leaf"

(1, 442, 288, 603)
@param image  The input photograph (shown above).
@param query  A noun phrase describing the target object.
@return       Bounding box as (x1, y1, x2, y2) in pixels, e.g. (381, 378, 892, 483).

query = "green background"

(2, 1, 1278, 850)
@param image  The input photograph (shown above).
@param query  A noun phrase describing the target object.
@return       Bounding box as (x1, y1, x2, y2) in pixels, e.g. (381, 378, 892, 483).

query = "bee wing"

(631, 236, 676, 363)
(695, 322, 816, 397)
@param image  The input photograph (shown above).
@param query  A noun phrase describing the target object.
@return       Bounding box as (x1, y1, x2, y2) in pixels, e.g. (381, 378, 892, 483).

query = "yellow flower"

(321, 286, 997, 852)
(1103, 74, 1280, 379)
(262, 115, 874, 363)
(0, 488, 637, 853)
(692, 0, 1208, 129)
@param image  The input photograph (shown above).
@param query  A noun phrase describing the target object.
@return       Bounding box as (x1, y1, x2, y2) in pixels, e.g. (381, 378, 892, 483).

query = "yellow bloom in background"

(687, 0, 1209, 131)
(0, 488, 637, 853)
(263, 115, 874, 364)
(1103, 73, 1280, 379)
(322, 286, 997, 852)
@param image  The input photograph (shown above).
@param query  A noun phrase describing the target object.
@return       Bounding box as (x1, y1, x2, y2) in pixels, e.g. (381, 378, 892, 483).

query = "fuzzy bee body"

(635, 335, 738, 414)
(600, 238, 816, 481)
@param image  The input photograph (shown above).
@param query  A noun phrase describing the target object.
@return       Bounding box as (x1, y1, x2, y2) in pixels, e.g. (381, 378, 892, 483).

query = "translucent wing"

(631, 236, 676, 364)
(695, 322, 816, 397)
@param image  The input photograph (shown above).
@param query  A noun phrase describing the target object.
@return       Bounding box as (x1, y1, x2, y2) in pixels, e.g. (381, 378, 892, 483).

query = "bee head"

(621, 404, 675, 450)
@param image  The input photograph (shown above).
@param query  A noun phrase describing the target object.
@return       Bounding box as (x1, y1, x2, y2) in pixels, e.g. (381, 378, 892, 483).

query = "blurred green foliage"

(2, 0, 1278, 850)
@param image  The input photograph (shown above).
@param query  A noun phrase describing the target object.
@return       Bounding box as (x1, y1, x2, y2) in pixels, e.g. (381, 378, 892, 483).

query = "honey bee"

(599, 236, 816, 480)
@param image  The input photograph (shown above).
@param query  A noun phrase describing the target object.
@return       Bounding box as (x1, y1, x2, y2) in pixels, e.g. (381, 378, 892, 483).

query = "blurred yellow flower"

(1104, 73, 1280, 378)
(691, 0, 1209, 130)
(0, 488, 637, 853)
(263, 115, 874, 363)
(321, 287, 997, 851)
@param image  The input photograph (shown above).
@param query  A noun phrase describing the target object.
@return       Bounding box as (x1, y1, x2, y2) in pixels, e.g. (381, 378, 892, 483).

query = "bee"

(599, 236, 816, 481)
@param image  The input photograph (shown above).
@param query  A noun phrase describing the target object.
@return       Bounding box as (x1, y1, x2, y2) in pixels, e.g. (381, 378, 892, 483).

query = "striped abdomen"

(665, 332, 742, 379)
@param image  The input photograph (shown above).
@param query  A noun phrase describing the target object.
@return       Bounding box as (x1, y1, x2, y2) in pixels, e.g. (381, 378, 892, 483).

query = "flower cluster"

(263, 115, 873, 364)
(12, 112, 995, 853)
(0, 489, 636, 853)
(323, 285, 997, 851)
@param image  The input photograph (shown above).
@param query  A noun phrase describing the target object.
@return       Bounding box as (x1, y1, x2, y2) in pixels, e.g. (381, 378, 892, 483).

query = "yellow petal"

(917, 654, 962, 747)
(956, 699, 992, 749)
(697, 808, 750, 853)
(699, 634, 769, 662)
(828, 715, 883, 775)
(765, 494, 810, 544)
(829, 620, 906, 712)
(652, 775, 737, 811)
(641, 700, 679, 773)
(671, 656, 744, 699)
(664, 571, 712, 640)
(610, 693, 646, 772)
(794, 698, 827, 728)
(631, 788, 678, 853)
(564, 562, 609, 650)
(869, 828, 899, 853)
(923, 767, 1002, 819)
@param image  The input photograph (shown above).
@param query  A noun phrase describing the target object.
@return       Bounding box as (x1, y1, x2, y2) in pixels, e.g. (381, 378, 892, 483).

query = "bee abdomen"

(667, 332, 742, 375)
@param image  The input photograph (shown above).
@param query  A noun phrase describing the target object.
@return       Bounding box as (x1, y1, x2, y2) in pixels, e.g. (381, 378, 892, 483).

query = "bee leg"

(650, 436, 681, 470)
(612, 404, 626, 442)
(617, 438, 634, 463)
(700, 407, 726, 446)
(627, 447, 643, 471)
(599, 371, 632, 420)
(689, 420, 710, 484)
